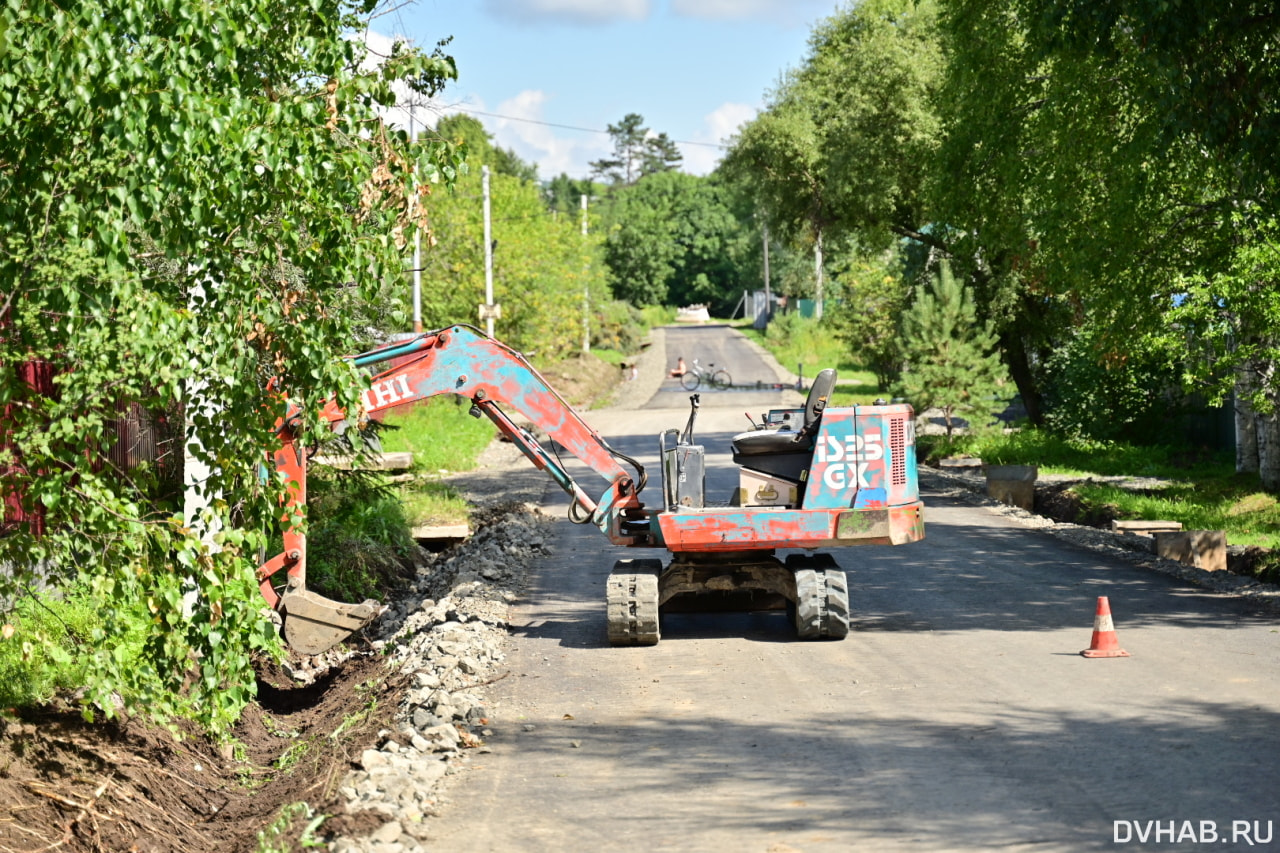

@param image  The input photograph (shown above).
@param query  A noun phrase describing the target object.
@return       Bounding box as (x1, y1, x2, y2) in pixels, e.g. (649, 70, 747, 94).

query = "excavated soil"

(0, 652, 401, 852)
(0, 349, 626, 853)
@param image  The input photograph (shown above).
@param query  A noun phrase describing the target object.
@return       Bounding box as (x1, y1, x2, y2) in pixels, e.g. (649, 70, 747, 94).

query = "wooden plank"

(411, 524, 471, 543)
(1112, 520, 1183, 535)
(313, 451, 414, 471)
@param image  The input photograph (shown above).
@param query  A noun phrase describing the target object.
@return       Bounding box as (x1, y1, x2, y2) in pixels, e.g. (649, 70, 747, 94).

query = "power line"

(453, 106, 729, 149)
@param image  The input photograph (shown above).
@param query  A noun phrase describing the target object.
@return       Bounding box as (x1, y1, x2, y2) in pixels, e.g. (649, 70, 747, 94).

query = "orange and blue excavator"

(261, 324, 925, 654)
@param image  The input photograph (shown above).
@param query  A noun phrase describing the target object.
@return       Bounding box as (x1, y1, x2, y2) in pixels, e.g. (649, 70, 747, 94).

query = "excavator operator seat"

(731, 368, 837, 483)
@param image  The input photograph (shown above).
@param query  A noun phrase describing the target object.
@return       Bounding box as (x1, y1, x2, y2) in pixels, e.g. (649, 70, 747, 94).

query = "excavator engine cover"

(280, 588, 384, 656)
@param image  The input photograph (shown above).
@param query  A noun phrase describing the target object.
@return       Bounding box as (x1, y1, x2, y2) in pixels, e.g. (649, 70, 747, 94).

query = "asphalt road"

(426, 326, 1280, 853)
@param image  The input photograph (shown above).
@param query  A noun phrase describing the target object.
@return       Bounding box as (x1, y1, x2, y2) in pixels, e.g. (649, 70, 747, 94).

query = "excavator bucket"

(279, 588, 385, 656)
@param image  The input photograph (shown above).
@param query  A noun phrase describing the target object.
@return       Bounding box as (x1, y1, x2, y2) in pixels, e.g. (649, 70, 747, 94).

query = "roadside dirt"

(0, 348, 626, 853)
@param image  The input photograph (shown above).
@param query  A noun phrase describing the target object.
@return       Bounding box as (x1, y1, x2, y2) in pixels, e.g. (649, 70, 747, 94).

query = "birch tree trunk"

(1255, 359, 1280, 493)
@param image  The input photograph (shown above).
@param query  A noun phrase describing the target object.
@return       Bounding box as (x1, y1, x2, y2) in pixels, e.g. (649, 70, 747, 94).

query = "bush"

(592, 299, 647, 354)
(1041, 332, 1187, 445)
(304, 468, 418, 604)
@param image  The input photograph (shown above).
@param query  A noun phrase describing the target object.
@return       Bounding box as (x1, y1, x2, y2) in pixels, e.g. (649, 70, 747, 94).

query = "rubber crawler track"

(792, 567, 850, 640)
(606, 559, 662, 645)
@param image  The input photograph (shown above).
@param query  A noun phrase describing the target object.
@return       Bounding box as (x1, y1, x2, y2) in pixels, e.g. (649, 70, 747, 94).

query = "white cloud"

(670, 0, 834, 26)
(483, 0, 651, 25)
(433, 91, 611, 180)
(681, 101, 757, 175)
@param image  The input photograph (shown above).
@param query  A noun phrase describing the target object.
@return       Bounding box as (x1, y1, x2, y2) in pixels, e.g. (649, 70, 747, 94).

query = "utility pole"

(813, 227, 824, 321)
(581, 192, 590, 354)
(483, 165, 495, 338)
(762, 223, 772, 323)
(410, 108, 422, 333)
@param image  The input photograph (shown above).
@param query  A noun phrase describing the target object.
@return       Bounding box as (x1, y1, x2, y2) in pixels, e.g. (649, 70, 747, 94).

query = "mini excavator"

(259, 325, 924, 654)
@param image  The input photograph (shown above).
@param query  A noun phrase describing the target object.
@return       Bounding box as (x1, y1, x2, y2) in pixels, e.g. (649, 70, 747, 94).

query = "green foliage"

(757, 313, 836, 374)
(933, 0, 1249, 428)
(601, 195, 678, 305)
(0, 0, 463, 732)
(723, 0, 942, 250)
(1169, 218, 1280, 416)
(255, 802, 328, 852)
(305, 468, 416, 604)
(725, 0, 1280, 492)
(0, 584, 103, 708)
(896, 262, 1010, 437)
(413, 163, 608, 358)
(600, 171, 747, 309)
(639, 304, 678, 328)
(435, 114, 537, 183)
(591, 300, 647, 354)
(828, 246, 911, 389)
(544, 173, 602, 216)
(742, 313, 857, 377)
(1041, 329, 1187, 445)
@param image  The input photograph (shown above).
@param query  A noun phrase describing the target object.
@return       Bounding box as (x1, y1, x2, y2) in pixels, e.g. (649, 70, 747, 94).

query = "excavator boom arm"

(331, 325, 646, 534)
(260, 325, 650, 654)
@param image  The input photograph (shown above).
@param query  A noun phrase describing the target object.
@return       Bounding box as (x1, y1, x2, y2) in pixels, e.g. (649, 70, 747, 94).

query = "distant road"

(646, 324, 799, 412)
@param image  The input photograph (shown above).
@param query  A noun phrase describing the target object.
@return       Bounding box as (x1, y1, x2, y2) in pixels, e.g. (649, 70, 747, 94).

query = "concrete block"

(939, 457, 983, 470)
(1154, 530, 1227, 572)
(411, 524, 471, 545)
(984, 464, 1037, 511)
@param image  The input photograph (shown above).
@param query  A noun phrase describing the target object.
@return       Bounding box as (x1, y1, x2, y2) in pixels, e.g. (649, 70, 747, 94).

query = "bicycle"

(680, 359, 732, 391)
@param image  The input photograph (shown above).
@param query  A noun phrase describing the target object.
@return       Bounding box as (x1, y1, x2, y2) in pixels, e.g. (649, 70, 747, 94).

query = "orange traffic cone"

(1081, 596, 1130, 658)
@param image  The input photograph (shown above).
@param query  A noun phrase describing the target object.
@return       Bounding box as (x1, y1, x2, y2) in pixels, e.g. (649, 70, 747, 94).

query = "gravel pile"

(327, 503, 553, 853)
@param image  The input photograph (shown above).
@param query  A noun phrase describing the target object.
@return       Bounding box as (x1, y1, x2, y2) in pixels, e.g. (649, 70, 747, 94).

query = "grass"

(306, 399, 491, 598)
(739, 315, 854, 376)
(738, 313, 891, 406)
(397, 479, 471, 527)
(590, 347, 627, 367)
(0, 585, 98, 708)
(922, 430, 1280, 555)
(378, 397, 496, 474)
(375, 397, 495, 529)
(305, 468, 419, 602)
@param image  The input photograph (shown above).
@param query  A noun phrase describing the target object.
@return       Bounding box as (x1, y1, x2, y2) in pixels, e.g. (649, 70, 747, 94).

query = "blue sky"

(368, 0, 840, 179)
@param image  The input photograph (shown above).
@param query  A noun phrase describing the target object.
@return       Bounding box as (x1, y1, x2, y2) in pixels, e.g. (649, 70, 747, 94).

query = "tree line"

(716, 0, 1280, 490)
